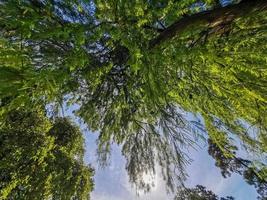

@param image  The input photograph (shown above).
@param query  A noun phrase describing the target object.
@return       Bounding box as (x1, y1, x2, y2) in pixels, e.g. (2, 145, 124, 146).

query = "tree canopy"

(0, 0, 267, 198)
(0, 109, 94, 199)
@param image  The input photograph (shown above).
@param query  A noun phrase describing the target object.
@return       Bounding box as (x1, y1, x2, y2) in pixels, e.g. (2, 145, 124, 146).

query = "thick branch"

(149, 0, 267, 48)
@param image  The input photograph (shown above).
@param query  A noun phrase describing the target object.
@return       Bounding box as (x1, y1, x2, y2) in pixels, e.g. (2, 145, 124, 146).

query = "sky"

(82, 129, 258, 200)
(63, 103, 258, 200)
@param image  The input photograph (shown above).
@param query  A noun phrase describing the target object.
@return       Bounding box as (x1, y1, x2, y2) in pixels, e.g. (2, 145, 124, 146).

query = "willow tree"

(83, 0, 267, 190)
(1, 0, 267, 193)
(0, 109, 94, 200)
(90, 0, 267, 152)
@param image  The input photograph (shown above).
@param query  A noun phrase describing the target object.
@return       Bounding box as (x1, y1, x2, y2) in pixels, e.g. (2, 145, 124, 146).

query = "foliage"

(0, 0, 94, 115)
(0, 109, 94, 200)
(174, 185, 234, 200)
(0, 0, 267, 194)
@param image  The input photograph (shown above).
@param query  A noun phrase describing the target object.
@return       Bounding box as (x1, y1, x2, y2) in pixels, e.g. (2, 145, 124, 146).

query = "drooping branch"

(149, 0, 267, 48)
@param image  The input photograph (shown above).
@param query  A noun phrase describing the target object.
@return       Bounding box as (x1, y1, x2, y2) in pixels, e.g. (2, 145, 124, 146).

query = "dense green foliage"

(0, 109, 94, 199)
(0, 0, 267, 197)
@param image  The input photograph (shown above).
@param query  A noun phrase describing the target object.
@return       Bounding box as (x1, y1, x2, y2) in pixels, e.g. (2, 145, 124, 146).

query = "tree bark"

(149, 0, 267, 48)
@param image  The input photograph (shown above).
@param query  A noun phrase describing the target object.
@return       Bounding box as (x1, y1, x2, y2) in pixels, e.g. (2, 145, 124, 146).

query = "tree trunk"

(149, 0, 267, 48)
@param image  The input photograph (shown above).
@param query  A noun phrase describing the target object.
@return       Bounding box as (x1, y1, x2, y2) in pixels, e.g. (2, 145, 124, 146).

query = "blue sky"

(82, 130, 258, 200)
(63, 104, 258, 200)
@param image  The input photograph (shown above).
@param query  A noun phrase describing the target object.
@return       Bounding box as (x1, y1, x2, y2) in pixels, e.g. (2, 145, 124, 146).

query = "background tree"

(174, 185, 234, 200)
(208, 139, 267, 199)
(0, 109, 94, 200)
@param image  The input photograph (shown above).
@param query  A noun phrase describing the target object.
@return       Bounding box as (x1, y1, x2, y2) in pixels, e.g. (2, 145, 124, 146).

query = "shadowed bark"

(149, 0, 267, 48)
